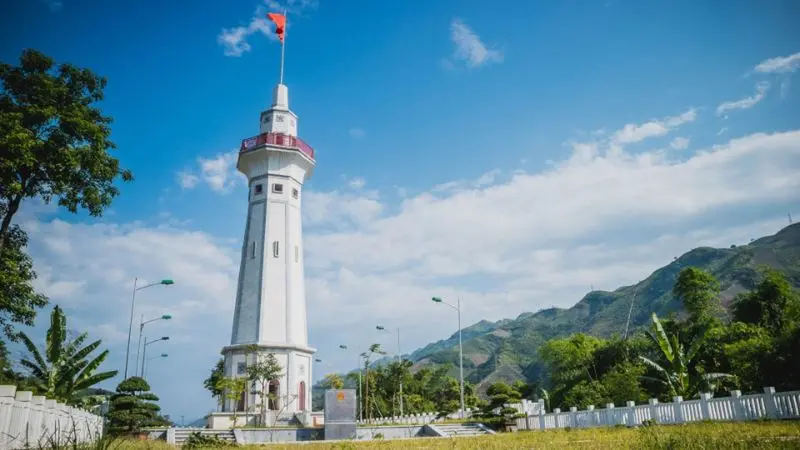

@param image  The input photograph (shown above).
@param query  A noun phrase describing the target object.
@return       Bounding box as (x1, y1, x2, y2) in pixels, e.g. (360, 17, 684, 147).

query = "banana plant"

(18, 305, 117, 404)
(639, 312, 733, 399)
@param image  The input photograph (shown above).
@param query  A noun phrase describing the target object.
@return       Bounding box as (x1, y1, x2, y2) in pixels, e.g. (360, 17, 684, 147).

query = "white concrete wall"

(357, 408, 476, 426)
(515, 387, 800, 431)
(0, 385, 103, 449)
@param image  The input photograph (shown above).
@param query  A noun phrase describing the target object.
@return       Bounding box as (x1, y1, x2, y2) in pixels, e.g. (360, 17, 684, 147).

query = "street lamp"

(141, 336, 170, 379)
(144, 353, 168, 378)
(432, 296, 465, 418)
(376, 325, 404, 415)
(136, 314, 172, 376)
(124, 278, 175, 379)
(338, 344, 363, 422)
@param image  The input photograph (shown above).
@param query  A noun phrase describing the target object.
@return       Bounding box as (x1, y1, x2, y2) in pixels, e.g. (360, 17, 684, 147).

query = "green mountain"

(406, 222, 800, 392)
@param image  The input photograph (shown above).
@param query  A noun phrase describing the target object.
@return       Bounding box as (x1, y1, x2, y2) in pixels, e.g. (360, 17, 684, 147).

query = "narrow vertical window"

(273, 241, 280, 258)
(254, 184, 263, 195)
(250, 241, 257, 259)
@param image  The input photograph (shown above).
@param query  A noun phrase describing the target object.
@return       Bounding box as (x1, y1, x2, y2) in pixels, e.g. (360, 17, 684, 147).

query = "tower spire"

(279, 9, 286, 85)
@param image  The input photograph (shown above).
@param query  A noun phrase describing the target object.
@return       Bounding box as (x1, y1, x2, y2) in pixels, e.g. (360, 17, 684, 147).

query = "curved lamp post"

(141, 336, 169, 379)
(136, 314, 172, 376)
(124, 278, 174, 379)
(376, 325, 404, 415)
(432, 296, 464, 418)
(338, 344, 364, 422)
(144, 353, 168, 379)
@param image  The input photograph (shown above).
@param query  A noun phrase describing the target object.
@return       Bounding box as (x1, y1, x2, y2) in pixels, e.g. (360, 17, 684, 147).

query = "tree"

(320, 373, 344, 390)
(106, 377, 161, 435)
(203, 358, 225, 411)
(639, 313, 731, 399)
(0, 225, 47, 339)
(246, 353, 283, 425)
(673, 267, 721, 325)
(0, 49, 133, 249)
(478, 382, 524, 426)
(216, 377, 246, 427)
(732, 268, 800, 335)
(17, 305, 117, 404)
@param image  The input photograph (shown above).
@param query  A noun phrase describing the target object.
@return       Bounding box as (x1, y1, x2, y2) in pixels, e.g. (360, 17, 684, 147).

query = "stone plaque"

(324, 389, 356, 440)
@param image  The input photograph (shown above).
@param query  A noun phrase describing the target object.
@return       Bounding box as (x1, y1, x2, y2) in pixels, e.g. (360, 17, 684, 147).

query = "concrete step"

(173, 428, 236, 445)
(428, 423, 494, 437)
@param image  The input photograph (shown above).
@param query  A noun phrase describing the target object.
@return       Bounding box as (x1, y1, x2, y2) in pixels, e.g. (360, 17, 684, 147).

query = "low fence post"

(648, 398, 658, 423)
(553, 409, 560, 428)
(673, 397, 684, 424)
(605, 403, 615, 426)
(587, 405, 595, 427)
(626, 401, 636, 426)
(763, 387, 778, 419)
(699, 393, 711, 420)
(525, 414, 532, 431)
(731, 390, 744, 420)
(569, 407, 577, 428)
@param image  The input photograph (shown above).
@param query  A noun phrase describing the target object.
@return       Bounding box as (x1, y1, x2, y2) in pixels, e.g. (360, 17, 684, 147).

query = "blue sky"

(2, 0, 800, 422)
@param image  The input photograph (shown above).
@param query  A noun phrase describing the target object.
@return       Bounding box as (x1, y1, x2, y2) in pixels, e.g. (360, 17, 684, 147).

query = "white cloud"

(218, 13, 276, 57)
(669, 137, 690, 150)
(347, 177, 366, 190)
(716, 81, 770, 116)
(444, 18, 503, 69)
(218, 1, 318, 57)
(349, 128, 366, 139)
(178, 151, 244, 194)
(755, 51, 800, 74)
(177, 171, 199, 190)
(610, 108, 697, 145)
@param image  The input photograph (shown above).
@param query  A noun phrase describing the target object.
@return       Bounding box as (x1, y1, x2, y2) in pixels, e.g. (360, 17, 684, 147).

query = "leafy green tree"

(17, 305, 117, 404)
(601, 361, 647, 405)
(320, 373, 344, 389)
(216, 377, 246, 426)
(639, 313, 731, 399)
(732, 268, 800, 334)
(673, 267, 722, 325)
(0, 49, 133, 248)
(0, 225, 47, 339)
(246, 353, 283, 425)
(203, 358, 224, 411)
(106, 377, 161, 435)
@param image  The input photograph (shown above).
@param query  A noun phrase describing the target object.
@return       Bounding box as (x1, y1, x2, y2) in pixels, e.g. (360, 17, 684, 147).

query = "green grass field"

(68, 421, 800, 449)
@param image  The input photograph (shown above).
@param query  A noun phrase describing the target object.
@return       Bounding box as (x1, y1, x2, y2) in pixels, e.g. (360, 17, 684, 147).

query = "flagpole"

(279, 10, 286, 85)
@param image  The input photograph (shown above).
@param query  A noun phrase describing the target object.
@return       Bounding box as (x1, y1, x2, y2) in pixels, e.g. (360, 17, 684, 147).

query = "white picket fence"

(356, 399, 543, 426)
(0, 385, 104, 449)
(516, 387, 800, 431)
(357, 408, 477, 426)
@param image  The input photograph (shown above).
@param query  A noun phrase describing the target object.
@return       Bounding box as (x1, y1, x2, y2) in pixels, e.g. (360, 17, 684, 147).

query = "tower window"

(272, 183, 284, 194)
(273, 241, 280, 258)
(250, 241, 257, 259)
(276, 115, 285, 123)
(254, 184, 263, 195)
(292, 188, 299, 199)
(237, 362, 246, 375)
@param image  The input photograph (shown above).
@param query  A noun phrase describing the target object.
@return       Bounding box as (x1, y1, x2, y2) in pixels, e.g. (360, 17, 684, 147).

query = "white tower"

(220, 82, 316, 418)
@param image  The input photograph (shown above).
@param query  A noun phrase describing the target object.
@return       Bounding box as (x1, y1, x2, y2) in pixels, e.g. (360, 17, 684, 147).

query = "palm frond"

(46, 305, 67, 364)
(650, 313, 675, 363)
(74, 349, 110, 384)
(18, 332, 48, 371)
(72, 370, 118, 393)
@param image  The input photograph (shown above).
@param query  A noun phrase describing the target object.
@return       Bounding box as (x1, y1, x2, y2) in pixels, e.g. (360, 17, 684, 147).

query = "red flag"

(267, 13, 286, 43)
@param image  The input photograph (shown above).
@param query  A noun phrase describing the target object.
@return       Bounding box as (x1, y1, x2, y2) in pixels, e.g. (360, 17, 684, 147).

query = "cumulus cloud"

(443, 18, 503, 69)
(669, 137, 690, 150)
(716, 81, 770, 117)
(218, 0, 318, 57)
(755, 51, 800, 74)
(179, 151, 245, 194)
(610, 108, 697, 145)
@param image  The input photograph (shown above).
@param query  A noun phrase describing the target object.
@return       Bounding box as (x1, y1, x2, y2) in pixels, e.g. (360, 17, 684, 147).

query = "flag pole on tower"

(267, 11, 287, 84)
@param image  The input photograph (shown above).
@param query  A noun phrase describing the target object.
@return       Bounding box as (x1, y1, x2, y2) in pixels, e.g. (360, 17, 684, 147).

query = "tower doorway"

(299, 381, 306, 411)
(268, 380, 280, 410)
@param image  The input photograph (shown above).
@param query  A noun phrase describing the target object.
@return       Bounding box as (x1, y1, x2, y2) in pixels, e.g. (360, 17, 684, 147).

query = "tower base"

(220, 343, 315, 419)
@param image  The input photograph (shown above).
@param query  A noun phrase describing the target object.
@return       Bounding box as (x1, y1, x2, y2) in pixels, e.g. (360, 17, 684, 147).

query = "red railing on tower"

(240, 133, 315, 160)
